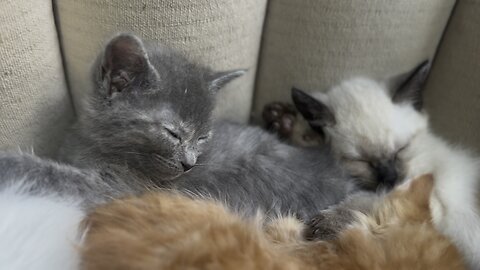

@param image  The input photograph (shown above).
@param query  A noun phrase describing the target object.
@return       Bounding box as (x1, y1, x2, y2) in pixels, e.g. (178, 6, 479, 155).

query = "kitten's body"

(0, 152, 86, 270)
(292, 64, 480, 268)
(59, 33, 353, 218)
(82, 175, 465, 270)
(172, 121, 350, 218)
(413, 131, 480, 268)
(0, 33, 352, 268)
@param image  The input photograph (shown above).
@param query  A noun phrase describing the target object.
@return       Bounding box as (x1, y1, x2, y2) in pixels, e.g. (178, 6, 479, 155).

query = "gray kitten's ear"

(391, 60, 431, 111)
(291, 87, 335, 130)
(208, 69, 246, 92)
(101, 34, 151, 96)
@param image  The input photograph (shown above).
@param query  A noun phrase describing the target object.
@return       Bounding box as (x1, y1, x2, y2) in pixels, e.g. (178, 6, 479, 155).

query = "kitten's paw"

(262, 102, 297, 139)
(304, 209, 354, 241)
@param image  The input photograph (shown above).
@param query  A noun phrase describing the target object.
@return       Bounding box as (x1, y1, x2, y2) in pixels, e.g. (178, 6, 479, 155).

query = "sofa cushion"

(254, 0, 455, 121)
(425, 0, 480, 152)
(55, 0, 267, 123)
(0, 0, 74, 156)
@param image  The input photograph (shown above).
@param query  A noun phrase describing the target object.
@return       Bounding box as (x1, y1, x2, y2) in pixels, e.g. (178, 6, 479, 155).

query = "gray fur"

(58, 33, 354, 218)
(60, 34, 243, 182)
(0, 151, 137, 209)
(1, 34, 354, 220)
(173, 121, 354, 219)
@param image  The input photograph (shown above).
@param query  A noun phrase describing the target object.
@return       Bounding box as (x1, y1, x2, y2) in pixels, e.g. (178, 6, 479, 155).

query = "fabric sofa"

(0, 0, 478, 157)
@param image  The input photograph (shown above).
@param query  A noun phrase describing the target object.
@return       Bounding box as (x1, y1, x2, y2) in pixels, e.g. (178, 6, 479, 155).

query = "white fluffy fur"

(0, 181, 84, 270)
(315, 77, 480, 268)
(313, 78, 428, 159)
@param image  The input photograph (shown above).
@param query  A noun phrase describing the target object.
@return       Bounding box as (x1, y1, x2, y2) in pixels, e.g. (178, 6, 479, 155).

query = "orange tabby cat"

(82, 175, 465, 270)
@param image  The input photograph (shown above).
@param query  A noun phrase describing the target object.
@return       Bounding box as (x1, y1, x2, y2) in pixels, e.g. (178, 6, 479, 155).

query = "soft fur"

(82, 175, 465, 270)
(59, 33, 354, 219)
(293, 62, 480, 268)
(0, 179, 84, 270)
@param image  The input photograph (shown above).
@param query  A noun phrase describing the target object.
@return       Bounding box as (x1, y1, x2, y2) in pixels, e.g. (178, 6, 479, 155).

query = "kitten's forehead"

(326, 78, 425, 156)
(152, 103, 211, 131)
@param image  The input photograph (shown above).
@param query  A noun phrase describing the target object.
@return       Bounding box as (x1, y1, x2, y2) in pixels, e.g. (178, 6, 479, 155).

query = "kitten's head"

(84, 34, 245, 181)
(292, 61, 431, 190)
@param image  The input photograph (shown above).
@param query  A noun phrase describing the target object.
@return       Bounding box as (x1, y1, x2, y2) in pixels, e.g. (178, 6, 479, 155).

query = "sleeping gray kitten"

(0, 34, 352, 268)
(57, 33, 355, 218)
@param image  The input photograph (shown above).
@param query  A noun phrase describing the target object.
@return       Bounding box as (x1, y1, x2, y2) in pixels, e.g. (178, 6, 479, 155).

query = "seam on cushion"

(427, 0, 459, 84)
(51, 0, 77, 118)
(251, 0, 272, 124)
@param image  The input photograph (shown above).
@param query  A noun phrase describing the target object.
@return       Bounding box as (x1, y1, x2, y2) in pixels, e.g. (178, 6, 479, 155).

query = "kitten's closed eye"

(342, 157, 370, 165)
(394, 143, 409, 159)
(165, 127, 181, 142)
(197, 136, 209, 143)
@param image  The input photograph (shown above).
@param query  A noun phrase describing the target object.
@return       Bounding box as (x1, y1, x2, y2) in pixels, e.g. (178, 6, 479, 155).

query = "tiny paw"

(304, 209, 354, 241)
(262, 102, 297, 139)
(304, 211, 339, 241)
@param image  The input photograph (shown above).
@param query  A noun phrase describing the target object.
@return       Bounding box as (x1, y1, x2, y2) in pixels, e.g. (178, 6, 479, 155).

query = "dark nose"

(373, 160, 398, 188)
(181, 162, 194, 172)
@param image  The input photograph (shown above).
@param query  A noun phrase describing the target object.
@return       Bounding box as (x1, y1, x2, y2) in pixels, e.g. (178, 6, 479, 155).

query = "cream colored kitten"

(292, 61, 480, 268)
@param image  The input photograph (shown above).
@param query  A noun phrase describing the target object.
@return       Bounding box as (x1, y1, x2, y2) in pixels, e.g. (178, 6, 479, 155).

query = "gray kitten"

(57, 33, 355, 218)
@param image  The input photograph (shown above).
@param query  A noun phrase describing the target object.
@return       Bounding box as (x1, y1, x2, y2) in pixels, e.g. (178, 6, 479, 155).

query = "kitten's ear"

(405, 174, 434, 206)
(101, 34, 152, 96)
(390, 60, 431, 111)
(208, 69, 246, 92)
(291, 87, 335, 130)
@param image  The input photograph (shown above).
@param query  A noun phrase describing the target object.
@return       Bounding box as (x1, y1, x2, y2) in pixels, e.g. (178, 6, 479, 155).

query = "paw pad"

(262, 102, 297, 139)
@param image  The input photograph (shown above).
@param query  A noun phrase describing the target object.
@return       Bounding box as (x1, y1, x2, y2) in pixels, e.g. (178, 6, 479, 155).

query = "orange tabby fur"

(82, 175, 465, 270)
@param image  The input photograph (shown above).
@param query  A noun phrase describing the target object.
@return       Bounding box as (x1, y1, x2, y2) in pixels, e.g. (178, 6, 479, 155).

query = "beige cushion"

(425, 0, 480, 152)
(0, 0, 74, 157)
(55, 0, 267, 123)
(254, 0, 455, 121)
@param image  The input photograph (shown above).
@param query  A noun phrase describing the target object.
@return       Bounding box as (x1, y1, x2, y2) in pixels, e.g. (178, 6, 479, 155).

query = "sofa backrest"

(0, 0, 74, 157)
(1, 0, 479, 155)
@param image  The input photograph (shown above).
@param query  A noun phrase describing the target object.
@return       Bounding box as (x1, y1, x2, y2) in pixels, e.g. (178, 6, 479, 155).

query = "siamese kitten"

(292, 62, 480, 268)
(82, 175, 465, 270)
(59, 33, 354, 219)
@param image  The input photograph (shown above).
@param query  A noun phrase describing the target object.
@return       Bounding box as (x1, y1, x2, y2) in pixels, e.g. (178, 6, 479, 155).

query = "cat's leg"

(262, 102, 297, 139)
(304, 191, 381, 241)
(0, 151, 106, 207)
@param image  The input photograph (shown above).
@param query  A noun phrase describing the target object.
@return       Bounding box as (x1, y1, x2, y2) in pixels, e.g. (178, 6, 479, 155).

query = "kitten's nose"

(181, 152, 197, 172)
(374, 160, 398, 189)
(181, 161, 194, 172)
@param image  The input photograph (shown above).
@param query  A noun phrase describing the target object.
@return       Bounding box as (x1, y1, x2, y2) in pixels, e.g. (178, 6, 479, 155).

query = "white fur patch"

(319, 77, 427, 158)
(0, 183, 84, 270)
(319, 76, 480, 269)
(428, 144, 480, 269)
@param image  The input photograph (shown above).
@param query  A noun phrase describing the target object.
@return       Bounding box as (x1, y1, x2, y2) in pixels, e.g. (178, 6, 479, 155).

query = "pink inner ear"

(102, 35, 149, 95)
(108, 39, 146, 72)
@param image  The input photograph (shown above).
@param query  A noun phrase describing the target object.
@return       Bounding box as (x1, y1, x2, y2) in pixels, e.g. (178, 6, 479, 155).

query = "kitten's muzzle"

(372, 159, 398, 189)
(181, 152, 197, 172)
(181, 161, 193, 172)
